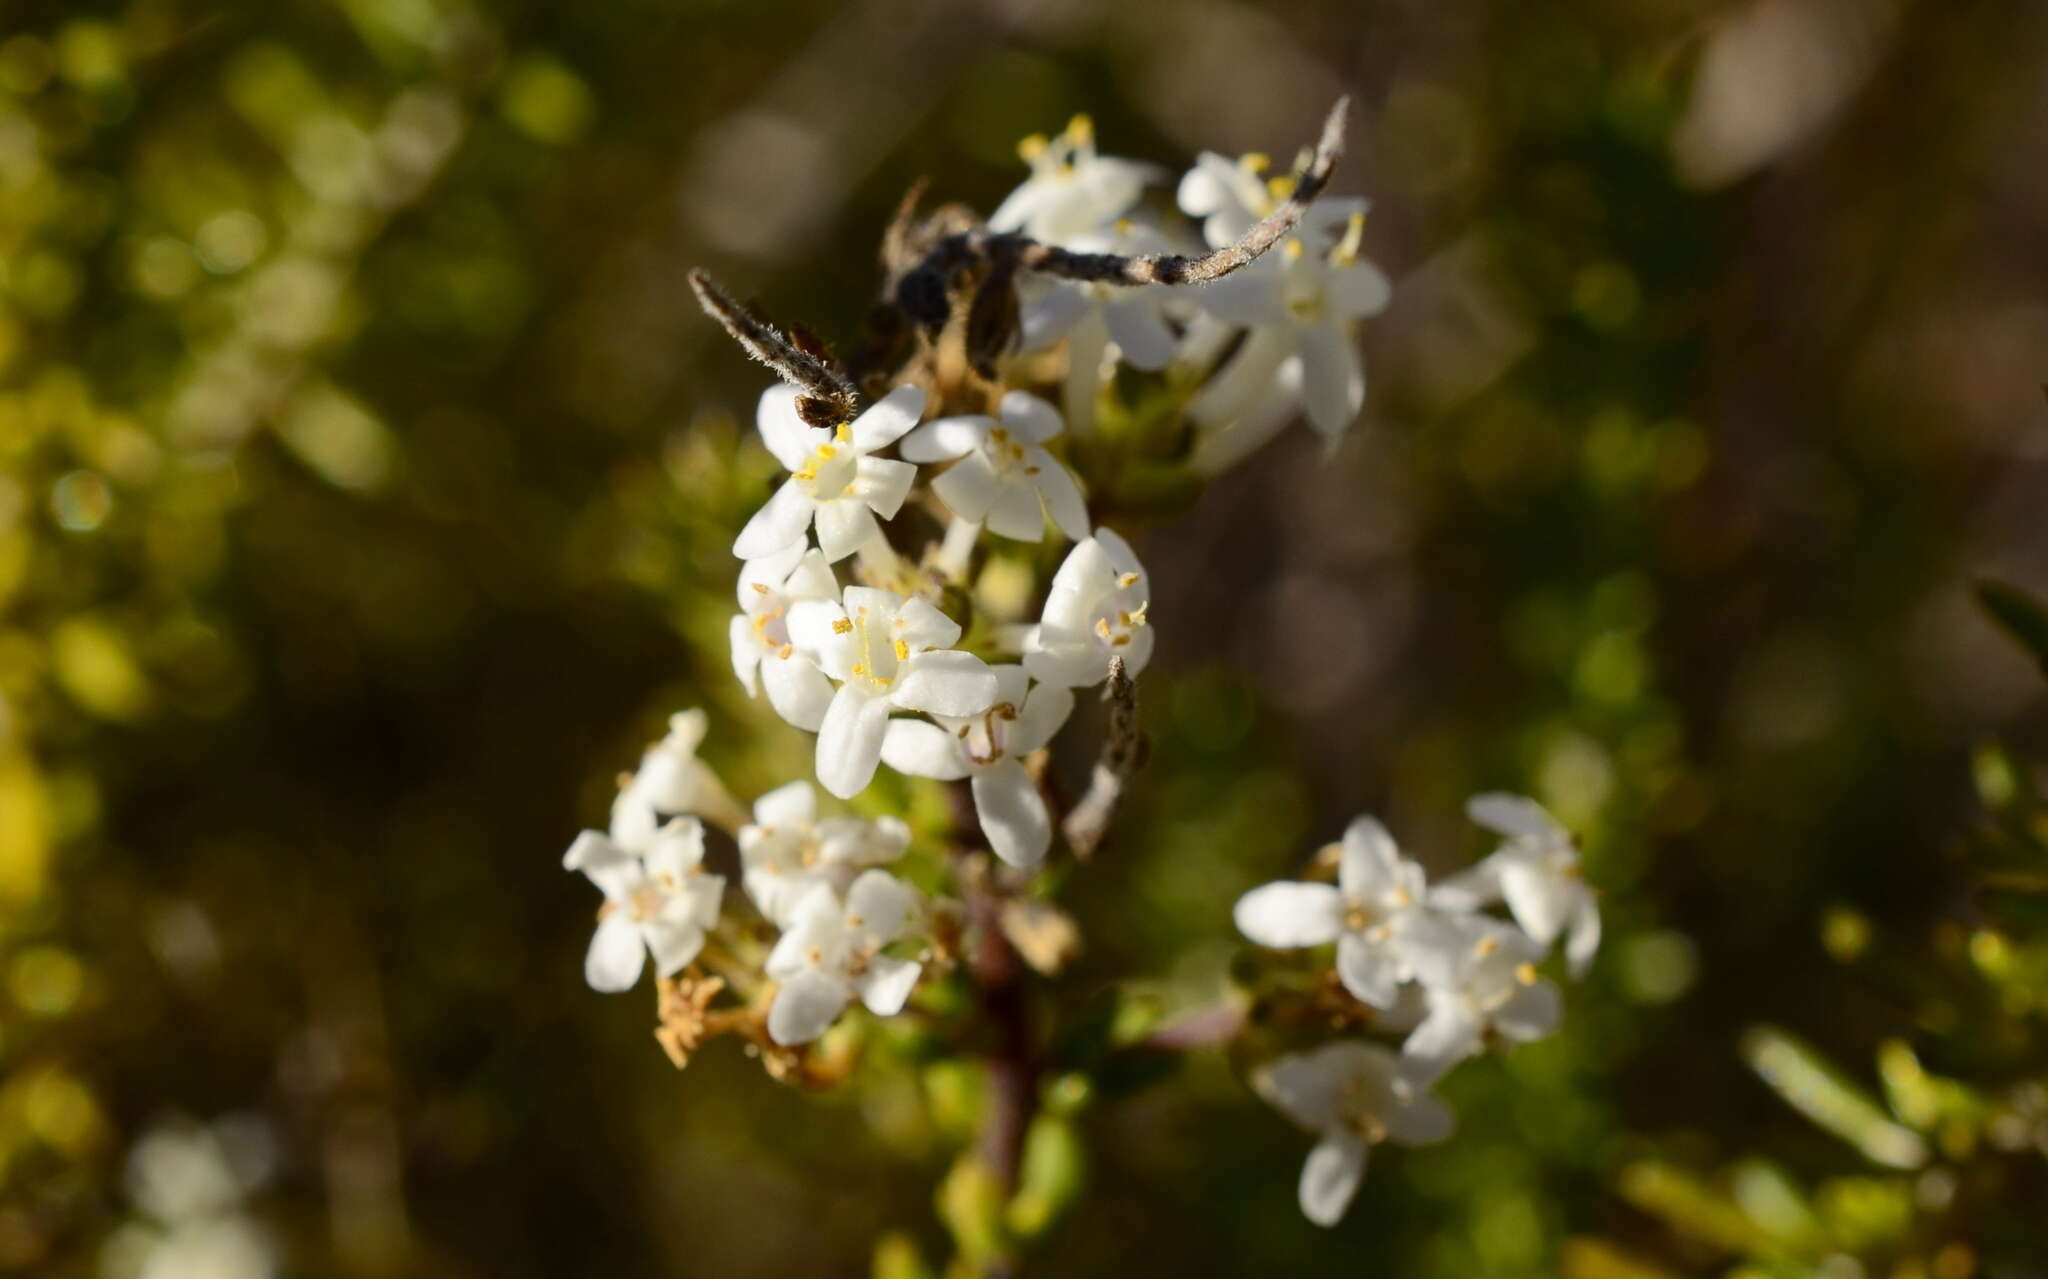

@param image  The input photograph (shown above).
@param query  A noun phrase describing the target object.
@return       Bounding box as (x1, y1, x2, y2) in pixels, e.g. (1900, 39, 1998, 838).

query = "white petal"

(1385, 1093, 1455, 1147)
(1030, 455, 1091, 542)
(1402, 1004, 1483, 1083)
(756, 384, 818, 472)
(1299, 1135, 1368, 1228)
(735, 540, 808, 608)
(781, 548, 839, 601)
(1496, 979, 1563, 1042)
(730, 614, 764, 695)
(845, 868, 917, 942)
(732, 481, 816, 559)
(786, 599, 853, 675)
(1011, 681, 1075, 755)
(1019, 281, 1092, 350)
(854, 955, 922, 1016)
(973, 758, 1051, 869)
(762, 654, 835, 732)
(1297, 320, 1364, 441)
(899, 416, 989, 463)
(1335, 932, 1401, 1010)
(1500, 861, 1571, 948)
(767, 968, 851, 1045)
(1328, 257, 1392, 318)
(984, 476, 1048, 541)
(850, 384, 925, 452)
(892, 651, 998, 718)
(881, 718, 971, 781)
(853, 455, 916, 519)
(642, 817, 706, 881)
(816, 685, 890, 799)
(931, 450, 1001, 522)
(1234, 882, 1344, 948)
(1103, 297, 1177, 370)
(893, 596, 962, 651)
(643, 914, 708, 978)
(1467, 793, 1563, 842)
(814, 496, 881, 563)
(753, 779, 816, 829)
(1564, 894, 1602, 979)
(1022, 639, 1108, 689)
(1117, 623, 1155, 680)
(998, 390, 1064, 443)
(584, 915, 646, 993)
(1338, 816, 1400, 897)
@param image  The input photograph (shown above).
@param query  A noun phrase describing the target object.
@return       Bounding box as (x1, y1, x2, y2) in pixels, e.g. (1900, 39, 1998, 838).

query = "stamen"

(1515, 962, 1538, 986)
(1475, 935, 1502, 958)
(832, 618, 854, 635)
(1332, 210, 1368, 266)
(1283, 238, 1305, 261)
(892, 639, 910, 662)
(1017, 133, 1049, 164)
(1116, 571, 1141, 589)
(1240, 151, 1271, 174)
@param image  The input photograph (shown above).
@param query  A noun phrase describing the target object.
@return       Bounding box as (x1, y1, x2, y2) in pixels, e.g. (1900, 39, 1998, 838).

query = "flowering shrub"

(558, 102, 1602, 1263)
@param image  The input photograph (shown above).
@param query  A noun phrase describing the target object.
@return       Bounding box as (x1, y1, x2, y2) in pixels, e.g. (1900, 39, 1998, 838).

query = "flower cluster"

(1235, 796, 1600, 1224)
(557, 101, 1600, 1248)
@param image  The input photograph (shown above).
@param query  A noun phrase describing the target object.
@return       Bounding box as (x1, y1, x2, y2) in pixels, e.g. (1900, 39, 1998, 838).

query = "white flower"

(1233, 816, 1440, 1009)
(899, 391, 1089, 543)
(733, 384, 923, 562)
(739, 779, 911, 926)
(565, 815, 724, 993)
(1177, 149, 1369, 249)
(1021, 530, 1152, 688)
(787, 585, 999, 798)
(881, 665, 1074, 869)
(1255, 1042, 1453, 1227)
(1401, 914, 1562, 1084)
(1186, 209, 1390, 449)
(765, 869, 924, 1045)
(730, 543, 840, 730)
(988, 114, 1155, 245)
(1432, 793, 1601, 978)
(611, 708, 741, 843)
(1016, 220, 1181, 434)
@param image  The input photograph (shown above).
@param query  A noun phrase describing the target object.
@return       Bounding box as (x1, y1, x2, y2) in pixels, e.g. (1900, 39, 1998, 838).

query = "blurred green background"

(2, 0, 2047, 1274)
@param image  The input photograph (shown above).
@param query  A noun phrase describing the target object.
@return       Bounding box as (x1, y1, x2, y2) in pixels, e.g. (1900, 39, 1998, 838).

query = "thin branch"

(1062, 656, 1148, 859)
(687, 267, 861, 414)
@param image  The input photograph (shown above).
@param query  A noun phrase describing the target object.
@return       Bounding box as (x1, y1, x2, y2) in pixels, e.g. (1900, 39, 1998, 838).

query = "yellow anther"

(1266, 174, 1297, 203)
(1114, 217, 1134, 237)
(751, 582, 771, 594)
(1128, 602, 1149, 625)
(832, 618, 854, 635)
(775, 643, 793, 660)
(1284, 238, 1305, 261)
(1017, 133, 1049, 164)
(1094, 618, 1113, 640)
(846, 914, 865, 929)
(793, 465, 818, 482)
(1065, 113, 1093, 143)
(834, 422, 851, 444)
(1332, 210, 1368, 266)
(1240, 151, 1271, 174)
(815, 443, 837, 460)
(892, 639, 910, 662)
(1024, 465, 1041, 476)
(1515, 962, 1538, 986)
(1475, 935, 1502, 957)
(990, 427, 1008, 444)
(1116, 571, 1141, 589)
(851, 663, 866, 676)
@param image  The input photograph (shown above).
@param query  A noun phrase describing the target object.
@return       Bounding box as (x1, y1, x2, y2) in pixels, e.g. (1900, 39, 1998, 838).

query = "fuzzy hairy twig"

(687, 267, 861, 417)
(1062, 656, 1148, 859)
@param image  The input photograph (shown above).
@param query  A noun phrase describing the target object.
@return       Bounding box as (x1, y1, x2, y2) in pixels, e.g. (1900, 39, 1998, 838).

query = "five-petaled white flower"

(988, 114, 1156, 245)
(1187, 209, 1390, 451)
(899, 391, 1090, 543)
(1234, 816, 1439, 1009)
(730, 543, 840, 731)
(788, 585, 999, 798)
(1400, 914, 1562, 1084)
(565, 815, 724, 994)
(1256, 1041, 1453, 1227)
(1021, 530, 1152, 688)
(734, 384, 923, 563)
(881, 665, 1074, 869)
(739, 779, 910, 927)
(1432, 793, 1601, 978)
(765, 869, 924, 1045)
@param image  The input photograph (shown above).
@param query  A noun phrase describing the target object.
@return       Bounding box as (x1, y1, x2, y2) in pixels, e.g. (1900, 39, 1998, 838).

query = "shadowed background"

(2, 0, 2047, 1274)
